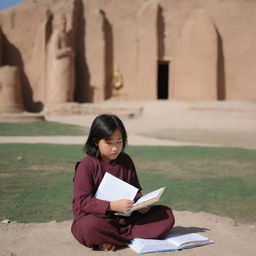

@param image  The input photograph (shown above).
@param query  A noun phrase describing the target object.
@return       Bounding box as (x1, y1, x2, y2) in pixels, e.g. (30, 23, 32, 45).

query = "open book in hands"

(128, 232, 214, 254)
(119, 187, 165, 216)
(95, 172, 165, 216)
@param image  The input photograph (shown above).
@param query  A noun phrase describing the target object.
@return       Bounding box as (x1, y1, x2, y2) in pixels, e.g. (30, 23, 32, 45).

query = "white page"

(133, 187, 165, 206)
(129, 237, 178, 253)
(166, 233, 210, 247)
(129, 233, 213, 253)
(95, 172, 138, 201)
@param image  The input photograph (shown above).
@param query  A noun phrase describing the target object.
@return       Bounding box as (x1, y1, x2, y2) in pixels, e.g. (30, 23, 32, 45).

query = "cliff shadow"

(217, 29, 226, 100)
(3, 35, 43, 112)
(157, 4, 165, 60)
(74, 0, 92, 102)
(101, 10, 114, 100)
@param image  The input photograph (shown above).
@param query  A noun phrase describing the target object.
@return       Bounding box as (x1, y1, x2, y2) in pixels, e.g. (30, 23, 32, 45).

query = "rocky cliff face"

(0, 0, 256, 113)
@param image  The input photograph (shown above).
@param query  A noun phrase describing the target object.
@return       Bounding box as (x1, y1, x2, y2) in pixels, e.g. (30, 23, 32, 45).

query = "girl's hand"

(109, 199, 134, 213)
(137, 206, 151, 214)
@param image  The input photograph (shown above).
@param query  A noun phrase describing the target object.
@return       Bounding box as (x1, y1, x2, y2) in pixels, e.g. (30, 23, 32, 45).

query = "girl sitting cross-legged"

(71, 114, 175, 251)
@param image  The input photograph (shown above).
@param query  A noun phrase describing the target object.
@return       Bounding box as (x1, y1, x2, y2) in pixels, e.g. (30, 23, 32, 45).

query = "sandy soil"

(1, 100, 256, 256)
(1, 211, 255, 256)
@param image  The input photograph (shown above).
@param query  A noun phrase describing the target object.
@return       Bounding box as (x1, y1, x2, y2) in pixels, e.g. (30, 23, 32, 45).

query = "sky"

(0, 0, 24, 11)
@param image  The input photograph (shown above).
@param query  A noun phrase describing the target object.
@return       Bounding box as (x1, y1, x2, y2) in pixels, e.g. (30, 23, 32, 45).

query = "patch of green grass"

(127, 146, 256, 223)
(0, 144, 84, 223)
(0, 144, 255, 223)
(0, 122, 88, 136)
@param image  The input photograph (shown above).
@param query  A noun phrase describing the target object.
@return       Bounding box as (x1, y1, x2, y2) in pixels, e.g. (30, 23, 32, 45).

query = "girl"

(71, 114, 175, 251)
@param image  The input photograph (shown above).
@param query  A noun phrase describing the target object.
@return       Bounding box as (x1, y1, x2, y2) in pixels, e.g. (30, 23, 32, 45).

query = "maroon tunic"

(71, 152, 175, 248)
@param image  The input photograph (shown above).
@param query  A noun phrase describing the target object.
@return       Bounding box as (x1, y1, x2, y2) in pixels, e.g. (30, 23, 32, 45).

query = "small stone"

(229, 219, 238, 227)
(16, 156, 23, 160)
(1, 219, 11, 224)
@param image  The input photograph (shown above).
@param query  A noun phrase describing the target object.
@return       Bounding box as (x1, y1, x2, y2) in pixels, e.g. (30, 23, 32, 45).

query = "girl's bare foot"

(99, 243, 116, 251)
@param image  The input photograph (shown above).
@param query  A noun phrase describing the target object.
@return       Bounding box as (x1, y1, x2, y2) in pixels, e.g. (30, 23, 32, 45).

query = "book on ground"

(95, 172, 165, 216)
(128, 232, 214, 254)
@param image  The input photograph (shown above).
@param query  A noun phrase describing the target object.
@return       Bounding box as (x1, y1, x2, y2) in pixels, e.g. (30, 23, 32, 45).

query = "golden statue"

(112, 69, 123, 91)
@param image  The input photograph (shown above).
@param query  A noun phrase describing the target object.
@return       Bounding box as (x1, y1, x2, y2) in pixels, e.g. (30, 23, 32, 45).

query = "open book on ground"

(128, 232, 214, 254)
(95, 172, 165, 216)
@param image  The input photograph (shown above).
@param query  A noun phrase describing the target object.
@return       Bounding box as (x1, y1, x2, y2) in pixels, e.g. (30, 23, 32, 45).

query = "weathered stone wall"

(0, 0, 256, 112)
(0, 66, 23, 113)
(171, 9, 218, 100)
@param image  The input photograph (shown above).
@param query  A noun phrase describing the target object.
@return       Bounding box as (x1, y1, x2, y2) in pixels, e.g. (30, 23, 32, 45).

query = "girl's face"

(98, 129, 123, 162)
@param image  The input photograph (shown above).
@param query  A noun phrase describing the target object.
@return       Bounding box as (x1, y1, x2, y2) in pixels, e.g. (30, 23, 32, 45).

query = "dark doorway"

(157, 62, 169, 99)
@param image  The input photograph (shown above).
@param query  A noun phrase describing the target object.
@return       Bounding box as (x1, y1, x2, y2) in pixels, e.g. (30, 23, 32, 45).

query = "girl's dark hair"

(84, 114, 127, 157)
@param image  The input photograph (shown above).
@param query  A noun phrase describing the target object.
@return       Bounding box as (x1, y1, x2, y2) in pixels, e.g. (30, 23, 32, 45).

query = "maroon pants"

(71, 205, 175, 248)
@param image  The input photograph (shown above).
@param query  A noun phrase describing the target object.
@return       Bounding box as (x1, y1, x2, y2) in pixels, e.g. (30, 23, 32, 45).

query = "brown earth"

(1, 211, 255, 256)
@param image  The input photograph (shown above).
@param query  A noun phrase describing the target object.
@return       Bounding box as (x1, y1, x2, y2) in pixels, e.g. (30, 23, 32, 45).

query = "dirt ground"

(1, 211, 256, 256)
(1, 100, 256, 256)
